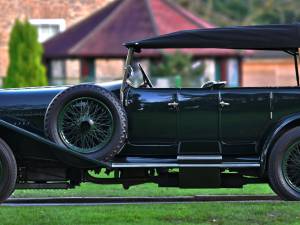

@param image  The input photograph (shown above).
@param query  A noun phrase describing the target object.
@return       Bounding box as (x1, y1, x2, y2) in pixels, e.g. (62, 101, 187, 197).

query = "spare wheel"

(44, 84, 127, 161)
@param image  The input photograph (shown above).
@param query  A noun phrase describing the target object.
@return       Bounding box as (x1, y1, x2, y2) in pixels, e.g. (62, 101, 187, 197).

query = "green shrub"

(150, 51, 205, 87)
(4, 20, 47, 88)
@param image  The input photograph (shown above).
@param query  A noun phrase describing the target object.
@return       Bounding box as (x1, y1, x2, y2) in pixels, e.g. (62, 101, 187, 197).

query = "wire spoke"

(283, 142, 300, 192)
(57, 97, 114, 153)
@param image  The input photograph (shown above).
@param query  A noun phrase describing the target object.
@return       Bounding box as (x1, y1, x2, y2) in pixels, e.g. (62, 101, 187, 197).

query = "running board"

(111, 155, 260, 168)
(111, 162, 260, 168)
(177, 155, 222, 163)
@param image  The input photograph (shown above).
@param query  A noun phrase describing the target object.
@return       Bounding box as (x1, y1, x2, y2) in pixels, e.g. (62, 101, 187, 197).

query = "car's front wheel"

(268, 127, 300, 200)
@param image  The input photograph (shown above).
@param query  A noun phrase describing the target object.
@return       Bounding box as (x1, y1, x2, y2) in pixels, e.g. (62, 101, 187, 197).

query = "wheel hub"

(79, 119, 94, 133)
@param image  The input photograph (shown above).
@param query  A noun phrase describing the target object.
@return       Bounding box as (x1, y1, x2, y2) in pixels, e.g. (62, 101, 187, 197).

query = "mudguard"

(260, 113, 300, 175)
(0, 120, 108, 168)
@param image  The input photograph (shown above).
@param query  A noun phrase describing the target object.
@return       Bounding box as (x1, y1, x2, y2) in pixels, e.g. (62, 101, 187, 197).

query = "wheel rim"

(57, 97, 114, 153)
(282, 141, 300, 192)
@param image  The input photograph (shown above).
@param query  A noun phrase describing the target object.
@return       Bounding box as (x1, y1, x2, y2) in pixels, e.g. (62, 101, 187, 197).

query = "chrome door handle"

(220, 101, 230, 107)
(168, 101, 179, 107)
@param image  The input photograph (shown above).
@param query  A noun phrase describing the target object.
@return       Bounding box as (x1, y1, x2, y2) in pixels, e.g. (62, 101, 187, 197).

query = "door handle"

(168, 101, 179, 108)
(220, 101, 230, 107)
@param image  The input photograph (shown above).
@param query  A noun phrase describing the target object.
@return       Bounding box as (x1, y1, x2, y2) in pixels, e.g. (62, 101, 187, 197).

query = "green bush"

(150, 51, 205, 87)
(4, 20, 47, 88)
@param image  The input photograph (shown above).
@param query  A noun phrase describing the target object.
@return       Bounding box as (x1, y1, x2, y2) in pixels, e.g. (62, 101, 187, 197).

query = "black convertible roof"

(125, 24, 300, 51)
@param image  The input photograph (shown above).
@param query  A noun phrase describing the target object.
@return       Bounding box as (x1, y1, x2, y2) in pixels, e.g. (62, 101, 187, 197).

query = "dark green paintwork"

(0, 119, 105, 168)
(220, 88, 271, 155)
(2, 81, 300, 172)
(0, 81, 121, 167)
(126, 88, 178, 143)
(123, 86, 300, 161)
(178, 89, 220, 155)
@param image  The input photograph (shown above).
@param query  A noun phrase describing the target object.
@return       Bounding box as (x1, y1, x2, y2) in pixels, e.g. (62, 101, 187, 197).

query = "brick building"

(43, 0, 243, 86)
(242, 51, 297, 87)
(0, 0, 244, 86)
(1, 0, 291, 87)
(0, 0, 112, 81)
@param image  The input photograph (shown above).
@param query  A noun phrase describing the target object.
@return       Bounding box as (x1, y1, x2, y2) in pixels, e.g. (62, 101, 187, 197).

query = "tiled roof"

(44, 0, 241, 59)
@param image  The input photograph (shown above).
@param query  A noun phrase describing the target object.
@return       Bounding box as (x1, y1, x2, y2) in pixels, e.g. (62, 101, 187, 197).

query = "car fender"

(0, 120, 108, 168)
(260, 113, 300, 175)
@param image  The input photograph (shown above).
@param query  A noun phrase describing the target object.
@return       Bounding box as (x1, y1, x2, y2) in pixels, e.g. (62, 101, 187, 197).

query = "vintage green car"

(0, 24, 300, 201)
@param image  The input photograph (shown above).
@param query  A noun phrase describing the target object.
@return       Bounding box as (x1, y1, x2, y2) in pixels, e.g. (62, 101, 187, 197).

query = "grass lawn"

(1, 202, 300, 225)
(12, 183, 274, 198)
(8, 183, 287, 225)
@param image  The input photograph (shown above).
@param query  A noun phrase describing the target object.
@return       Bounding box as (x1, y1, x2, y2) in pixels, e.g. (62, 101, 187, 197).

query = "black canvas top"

(125, 24, 300, 50)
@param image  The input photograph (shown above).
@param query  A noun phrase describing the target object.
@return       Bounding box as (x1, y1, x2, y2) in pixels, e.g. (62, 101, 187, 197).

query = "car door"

(178, 89, 220, 155)
(124, 87, 178, 155)
(220, 88, 271, 155)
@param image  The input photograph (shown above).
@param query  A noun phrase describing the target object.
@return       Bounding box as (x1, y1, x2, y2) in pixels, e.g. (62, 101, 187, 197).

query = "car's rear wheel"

(268, 127, 300, 200)
(44, 84, 127, 161)
(0, 138, 17, 202)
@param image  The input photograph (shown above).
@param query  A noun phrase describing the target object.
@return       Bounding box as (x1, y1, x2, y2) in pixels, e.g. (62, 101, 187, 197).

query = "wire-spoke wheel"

(282, 141, 300, 192)
(58, 97, 114, 153)
(269, 127, 300, 200)
(44, 84, 127, 161)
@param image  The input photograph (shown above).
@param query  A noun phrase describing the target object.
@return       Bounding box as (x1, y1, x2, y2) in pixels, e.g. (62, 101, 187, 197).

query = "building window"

(50, 60, 66, 85)
(29, 19, 66, 83)
(29, 19, 66, 43)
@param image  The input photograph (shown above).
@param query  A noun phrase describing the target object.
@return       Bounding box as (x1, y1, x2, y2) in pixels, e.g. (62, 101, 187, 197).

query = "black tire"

(268, 127, 300, 200)
(44, 84, 127, 161)
(268, 180, 280, 196)
(0, 138, 17, 202)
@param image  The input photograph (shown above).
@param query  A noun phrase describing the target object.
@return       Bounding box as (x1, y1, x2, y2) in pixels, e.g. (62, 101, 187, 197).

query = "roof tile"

(44, 0, 239, 58)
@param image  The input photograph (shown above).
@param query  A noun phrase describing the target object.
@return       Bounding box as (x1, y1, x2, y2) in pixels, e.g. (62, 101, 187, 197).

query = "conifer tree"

(4, 20, 47, 88)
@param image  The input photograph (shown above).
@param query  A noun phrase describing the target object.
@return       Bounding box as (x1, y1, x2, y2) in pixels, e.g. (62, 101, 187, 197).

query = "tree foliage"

(150, 51, 204, 77)
(176, 0, 300, 26)
(150, 51, 205, 87)
(4, 20, 47, 88)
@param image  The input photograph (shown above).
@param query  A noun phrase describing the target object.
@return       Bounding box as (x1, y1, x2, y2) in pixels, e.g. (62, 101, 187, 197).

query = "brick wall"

(0, 0, 112, 77)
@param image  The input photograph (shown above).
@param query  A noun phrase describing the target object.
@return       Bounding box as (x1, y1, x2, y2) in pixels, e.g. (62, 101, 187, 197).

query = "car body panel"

(220, 88, 271, 155)
(272, 88, 300, 119)
(1, 81, 300, 175)
(0, 81, 122, 137)
(178, 89, 220, 155)
(258, 88, 300, 174)
(123, 88, 178, 156)
(0, 81, 121, 168)
(126, 88, 178, 143)
(0, 120, 104, 168)
(122, 86, 300, 172)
